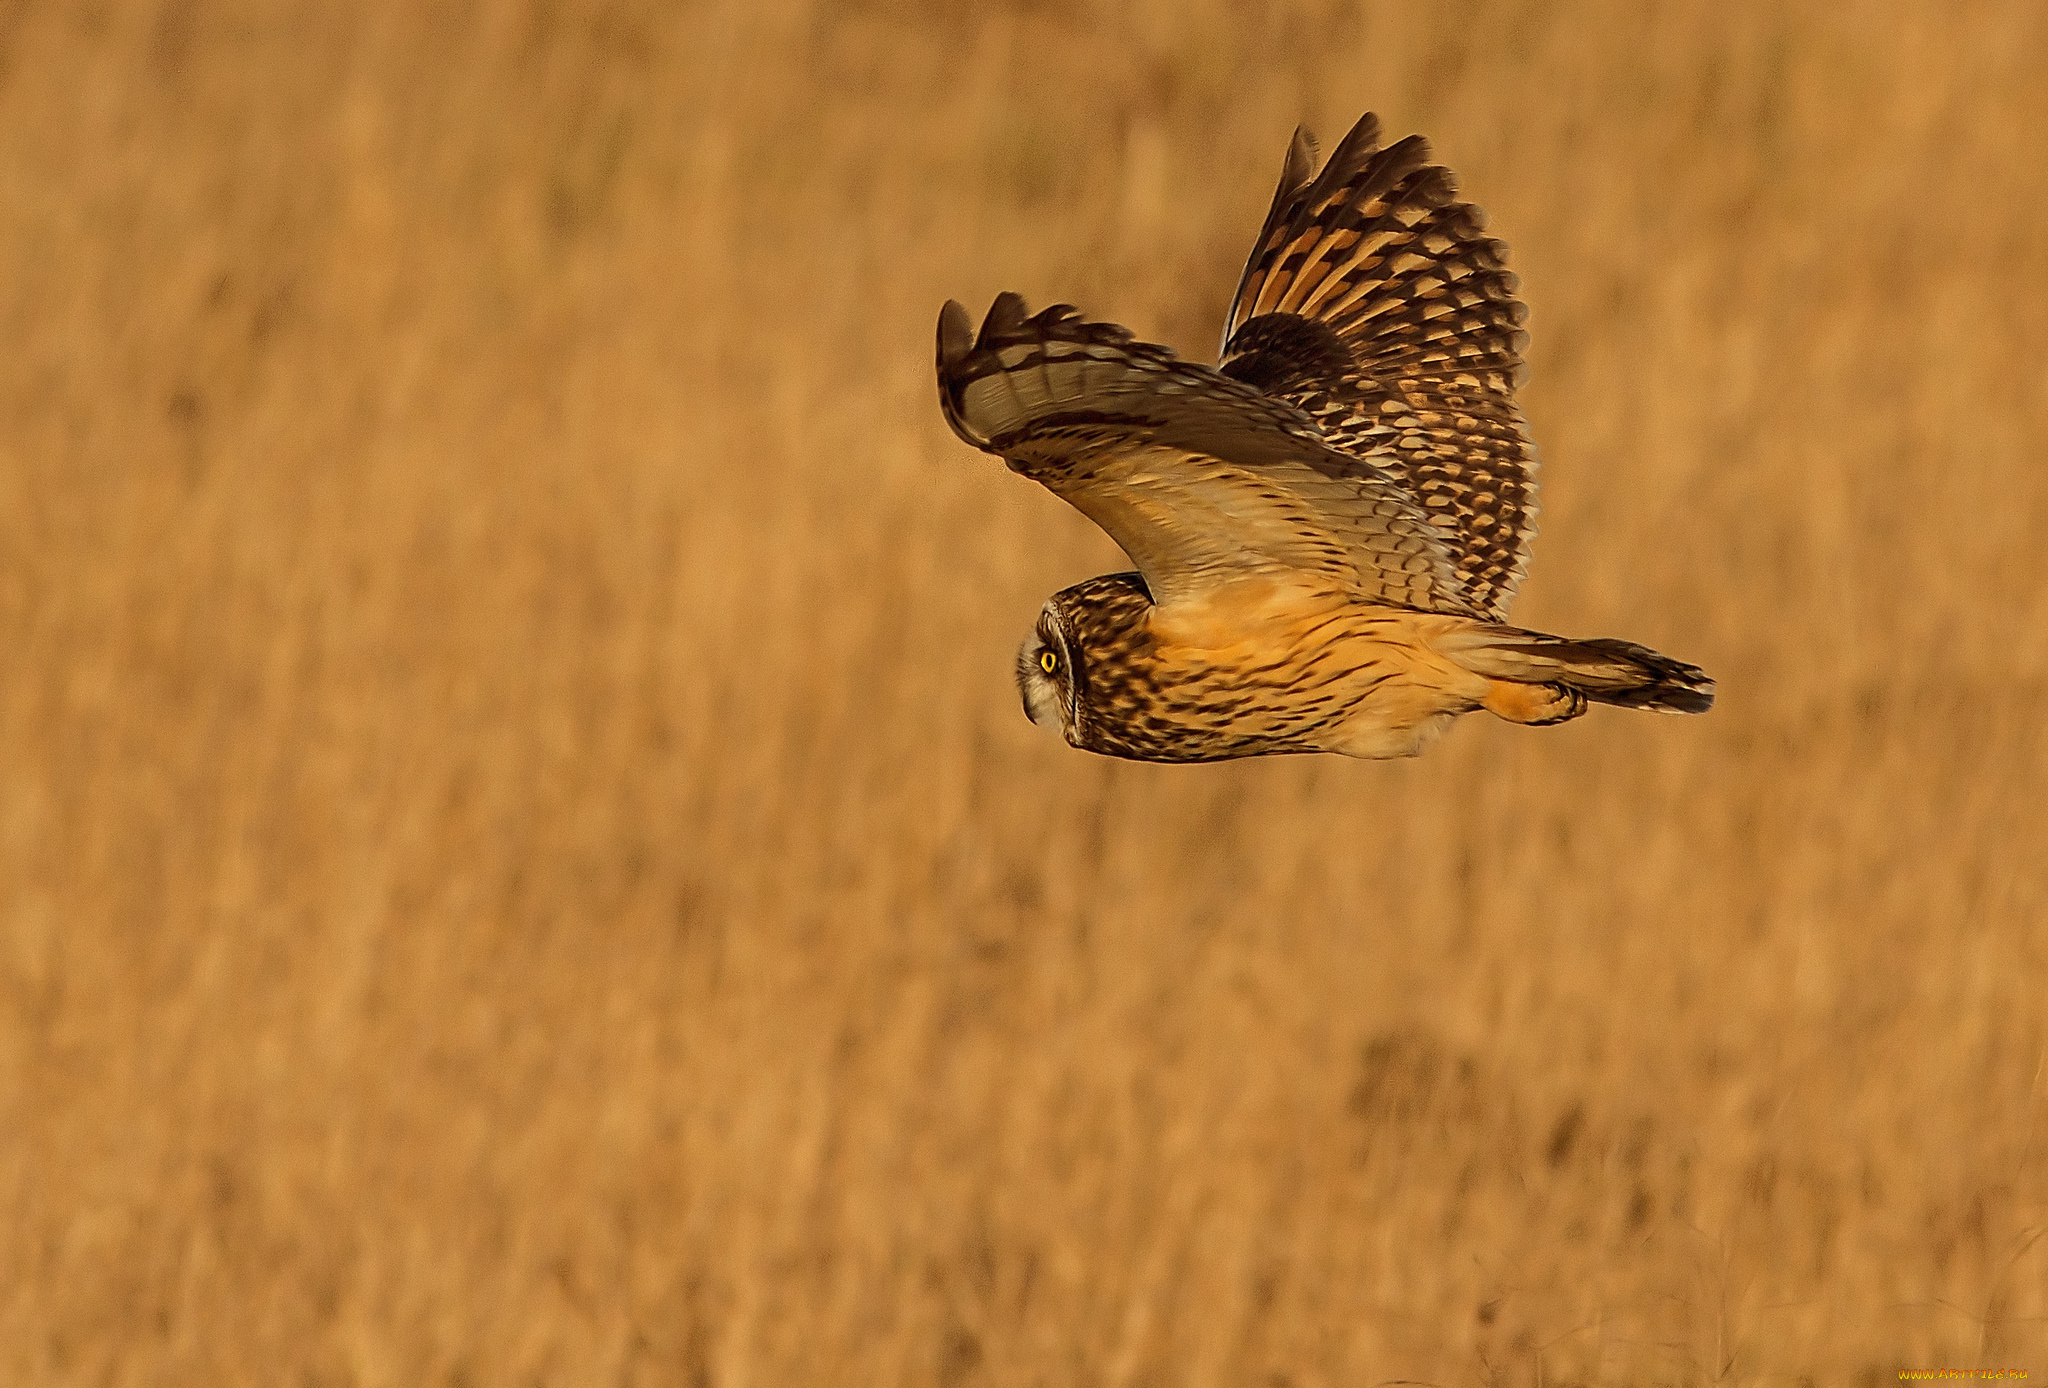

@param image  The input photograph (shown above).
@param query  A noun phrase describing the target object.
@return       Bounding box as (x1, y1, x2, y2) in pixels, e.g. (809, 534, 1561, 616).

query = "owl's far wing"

(1219, 113, 1538, 620)
(938, 294, 1468, 616)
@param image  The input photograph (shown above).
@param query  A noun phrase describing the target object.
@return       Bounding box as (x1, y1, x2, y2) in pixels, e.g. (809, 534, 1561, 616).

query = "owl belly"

(1128, 599, 1492, 762)
(1290, 614, 1495, 759)
(1315, 680, 1475, 759)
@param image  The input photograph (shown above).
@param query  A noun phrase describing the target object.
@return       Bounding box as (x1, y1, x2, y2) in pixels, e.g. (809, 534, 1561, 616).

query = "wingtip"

(1285, 125, 1319, 186)
(937, 299, 973, 372)
(980, 291, 1030, 345)
(942, 295, 1102, 375)
(1324, 111, 1384, 172)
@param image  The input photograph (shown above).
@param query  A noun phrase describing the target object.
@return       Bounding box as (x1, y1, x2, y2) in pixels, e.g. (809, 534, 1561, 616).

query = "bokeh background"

(5, 2, 2047, 1383)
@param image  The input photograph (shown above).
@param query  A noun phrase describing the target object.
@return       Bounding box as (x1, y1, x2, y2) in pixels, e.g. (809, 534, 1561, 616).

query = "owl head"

(1013, 572, 1162, 751)
(1016, 600, 1081, 743)
(1009, 571, 1341, 763)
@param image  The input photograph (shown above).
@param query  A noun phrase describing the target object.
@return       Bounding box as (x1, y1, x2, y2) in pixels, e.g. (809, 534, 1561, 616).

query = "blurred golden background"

(4, 2, 2046, 1383)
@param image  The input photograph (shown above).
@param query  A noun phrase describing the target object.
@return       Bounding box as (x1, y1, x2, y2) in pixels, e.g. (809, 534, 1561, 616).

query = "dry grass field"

(4, 2, 2047, 1383)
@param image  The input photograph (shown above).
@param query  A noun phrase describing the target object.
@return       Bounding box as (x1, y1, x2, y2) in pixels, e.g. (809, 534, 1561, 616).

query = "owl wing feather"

(938, 294, 1470, 616)
(1219, 114, 1538, 620)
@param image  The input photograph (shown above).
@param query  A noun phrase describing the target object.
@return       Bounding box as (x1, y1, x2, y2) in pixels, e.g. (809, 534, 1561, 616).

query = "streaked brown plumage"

(942, 113, 1713, 762)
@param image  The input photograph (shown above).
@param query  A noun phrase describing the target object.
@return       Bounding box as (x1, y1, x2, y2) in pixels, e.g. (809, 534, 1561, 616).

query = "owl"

(938, 113, 1712, 762)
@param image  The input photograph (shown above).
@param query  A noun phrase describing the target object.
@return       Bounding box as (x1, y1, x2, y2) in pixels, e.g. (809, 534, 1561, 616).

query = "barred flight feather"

(937, 294, 1468, 615)
(1220, 114, 1539, 620)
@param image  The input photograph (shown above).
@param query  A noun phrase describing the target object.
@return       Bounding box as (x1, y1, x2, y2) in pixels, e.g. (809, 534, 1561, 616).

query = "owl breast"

(1051, 574, 1489, 763)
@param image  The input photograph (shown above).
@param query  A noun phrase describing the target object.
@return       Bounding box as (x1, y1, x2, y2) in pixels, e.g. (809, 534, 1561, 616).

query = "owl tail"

(1443, 624, 1716, 718)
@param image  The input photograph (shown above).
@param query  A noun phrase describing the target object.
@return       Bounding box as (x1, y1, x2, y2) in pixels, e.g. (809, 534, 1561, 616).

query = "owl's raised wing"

(938, 294, 1469, 616)
(1219, 114, 1538, 620)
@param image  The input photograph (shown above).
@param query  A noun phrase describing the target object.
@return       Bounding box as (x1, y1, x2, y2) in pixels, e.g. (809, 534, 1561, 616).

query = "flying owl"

(937, 113, 1713, 762)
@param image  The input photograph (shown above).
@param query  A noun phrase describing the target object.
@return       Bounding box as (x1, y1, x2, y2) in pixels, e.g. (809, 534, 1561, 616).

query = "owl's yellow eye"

(1039, 649, 1058, 675)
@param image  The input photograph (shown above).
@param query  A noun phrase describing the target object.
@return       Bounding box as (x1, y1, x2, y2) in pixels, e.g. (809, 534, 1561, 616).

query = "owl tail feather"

(1444, 624, 1716, 716)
